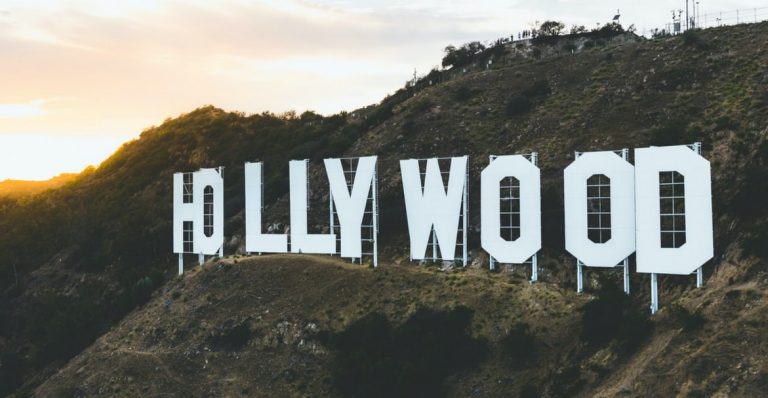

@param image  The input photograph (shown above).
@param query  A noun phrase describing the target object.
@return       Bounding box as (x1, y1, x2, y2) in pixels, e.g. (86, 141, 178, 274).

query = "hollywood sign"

(173, 144, 713, 313)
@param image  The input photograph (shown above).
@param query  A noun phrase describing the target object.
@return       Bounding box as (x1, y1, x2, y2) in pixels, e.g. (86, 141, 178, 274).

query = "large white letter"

(245, 162, 288, 253)
(173, 172, 194, 254)
(325, 156, 377, 258)
(289, 160, 336, 254)
(193, 168, 224, 255)
(173, 168, 224, 256)
(481, 155, 541, 264)
(564, 151, 635, 267)
(400, 156, 467, 261)
(635, 145, 713, 275)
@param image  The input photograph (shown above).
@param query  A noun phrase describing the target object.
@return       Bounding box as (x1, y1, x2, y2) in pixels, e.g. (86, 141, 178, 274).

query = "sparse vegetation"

(322, 307, 487, 397)
(506, 94, 531, 116)
(3, 18, 768, 398)
(500, 323, 538, 368)
(452, 85, 474, 102)
(650, 119, 691, 146)
(667, 304, 706, 332)
(580, 281, 653, 354)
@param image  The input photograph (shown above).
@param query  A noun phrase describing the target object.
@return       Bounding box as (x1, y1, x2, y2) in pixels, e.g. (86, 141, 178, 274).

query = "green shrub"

(0, 353, 24, 396)
(210, 322, 252, 350)
(500, 323, 538, 368)
(649, 120, 691, 146)
(743, 221, 768, 258)
(452, 85, 474, 102)
(733, 139, 768, 221)
(682, 30, 707, 48)
(523, 79, 551, 98)
(131, 276, 155, 305)
(506, 94, 531, 116)
(581, 281, 653, 353)
(667, 304, 706, 332)
(322, 307, 487, 398)
(411, 97, 434, 113)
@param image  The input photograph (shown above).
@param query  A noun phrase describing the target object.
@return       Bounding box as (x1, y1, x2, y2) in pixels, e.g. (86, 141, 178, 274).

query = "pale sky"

(0, 0, 765, 180)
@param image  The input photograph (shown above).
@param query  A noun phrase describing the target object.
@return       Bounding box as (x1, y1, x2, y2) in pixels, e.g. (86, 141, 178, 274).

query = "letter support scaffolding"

(488, 152, 539, 282)
(649, 142, 703, 314)
(575, 149, 631, 294)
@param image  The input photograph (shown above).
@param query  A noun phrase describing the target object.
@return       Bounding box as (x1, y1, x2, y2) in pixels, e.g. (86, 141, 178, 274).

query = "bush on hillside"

(666, 304, 706, 332)
(452, 85, 474, 102)
(650, 119, 691, 146)
(581, 281, 653, 354)
(500, 323, 538, 368)
(506, 94, 531, 116)
(523, 79, 551, 98)
(682, 30, 708, 48)
(322, 307, 487, 398)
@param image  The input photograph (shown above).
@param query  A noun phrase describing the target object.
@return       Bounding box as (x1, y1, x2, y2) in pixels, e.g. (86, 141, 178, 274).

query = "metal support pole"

(217, 166, 225, 260)
(650, 273, 659, 314)
(178, 254, 184, 275)
(530, 152, 539, 282)
(696, 267, 704, 287)
(432, 228, 437, 260)
(692, 141, 703, 289)
(623, 258, 630, 294)
(372, 164, 379, 268)
(488, 155, 497, 272)
(329, 189, 334, 254)
(462, 160, 468, 266)
(198, 253, 204, 265)
(576, 260, 583, 293)
(259, 165, 265, 256)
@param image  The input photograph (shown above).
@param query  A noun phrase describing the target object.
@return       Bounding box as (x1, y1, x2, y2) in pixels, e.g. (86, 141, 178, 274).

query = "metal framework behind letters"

(329, 157, 379, 267)
(649, 142, 704, 314)
(575, 149, 631, 294)
(488, 153, 539, 282)
(416, 157, 469, 265)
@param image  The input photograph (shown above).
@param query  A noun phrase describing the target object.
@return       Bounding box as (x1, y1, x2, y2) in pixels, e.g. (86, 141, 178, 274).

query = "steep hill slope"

(0, 174, 77, 199)
(32, 251, 768, 397)
(34, 255, 588, 397)
(1, 22, 767, 396)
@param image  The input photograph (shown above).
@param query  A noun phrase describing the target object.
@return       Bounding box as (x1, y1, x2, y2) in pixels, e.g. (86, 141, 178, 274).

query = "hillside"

(1, 21, 768, 396)
(32, 253, 768, 397)
(0, 174, 77, 198)
(34, 255, 587, 397)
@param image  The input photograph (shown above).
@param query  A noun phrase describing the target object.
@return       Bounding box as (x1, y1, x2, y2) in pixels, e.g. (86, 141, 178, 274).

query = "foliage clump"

(322, 307, 487, 398)
(500, 323, 538, 368)
(580, 281, 653, 354)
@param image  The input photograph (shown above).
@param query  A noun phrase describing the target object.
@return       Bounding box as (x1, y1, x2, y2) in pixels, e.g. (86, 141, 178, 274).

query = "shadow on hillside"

(320, 306, 487, 398)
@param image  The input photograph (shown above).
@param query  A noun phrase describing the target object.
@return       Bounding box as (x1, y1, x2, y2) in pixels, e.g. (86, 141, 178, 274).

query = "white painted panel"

(245, 162, 288, 253)
(480, 155, 541, 263)
(400, 156, 467, 260)
(193, 168, 224, 255)
(325, 156, 377, 258)
(635, 145, 713, 275)
(289, 160, 336, 254)
(172, 172, 194, 254)
(564, 151, 635, 267)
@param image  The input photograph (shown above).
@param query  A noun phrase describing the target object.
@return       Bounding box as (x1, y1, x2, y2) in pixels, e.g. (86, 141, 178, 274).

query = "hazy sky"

(0, 0, 765, 180)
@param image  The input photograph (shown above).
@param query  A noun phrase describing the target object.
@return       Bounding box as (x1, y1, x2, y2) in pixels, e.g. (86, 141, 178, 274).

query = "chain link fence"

(641, 6, 768, 37)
